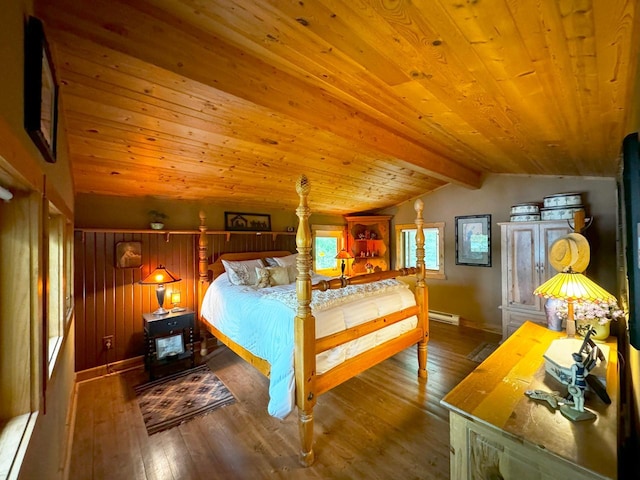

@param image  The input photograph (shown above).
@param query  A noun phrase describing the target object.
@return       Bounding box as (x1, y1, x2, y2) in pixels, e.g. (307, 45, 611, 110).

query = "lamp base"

(559, 405, 596, 422)
(152, 307, 170, 316)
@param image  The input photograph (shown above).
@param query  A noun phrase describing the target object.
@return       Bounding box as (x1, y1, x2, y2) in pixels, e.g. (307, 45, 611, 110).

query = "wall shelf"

(75, 228, 296, 242)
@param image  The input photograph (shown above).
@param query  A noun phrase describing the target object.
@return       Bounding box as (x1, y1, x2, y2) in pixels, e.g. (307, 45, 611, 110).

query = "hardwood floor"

(68, 322, 501, 479)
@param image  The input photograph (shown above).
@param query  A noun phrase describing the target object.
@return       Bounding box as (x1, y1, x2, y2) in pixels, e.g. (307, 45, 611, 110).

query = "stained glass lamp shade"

(533, 270, 615, 336)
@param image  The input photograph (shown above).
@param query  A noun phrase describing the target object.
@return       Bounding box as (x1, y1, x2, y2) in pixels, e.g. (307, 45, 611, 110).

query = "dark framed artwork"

(24, 16, 58, 164)
(455, 214, 491, 267)
(622, 132, 640, 348)
(225, 212, 271, 231)
(116, 241, 142, 268)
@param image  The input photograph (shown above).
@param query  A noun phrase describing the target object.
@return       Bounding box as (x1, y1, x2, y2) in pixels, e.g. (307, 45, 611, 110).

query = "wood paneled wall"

(74, 230, 295, 372)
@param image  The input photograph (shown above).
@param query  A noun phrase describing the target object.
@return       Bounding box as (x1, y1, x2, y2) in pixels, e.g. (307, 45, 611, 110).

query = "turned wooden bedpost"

(414, 199, 429, 378)
(294, 175, 316, 466)
(198, 210, 210, 356)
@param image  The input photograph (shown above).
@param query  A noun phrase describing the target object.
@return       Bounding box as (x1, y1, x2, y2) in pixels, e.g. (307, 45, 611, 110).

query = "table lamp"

(533, 268, 616, 336)
(140, 265, 181, 315)
(335, 249, 353, 278)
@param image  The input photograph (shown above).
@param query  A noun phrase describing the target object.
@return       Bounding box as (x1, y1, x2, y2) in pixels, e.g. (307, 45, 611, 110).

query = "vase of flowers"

(556, 299, 624, 341)
(365, 261, 374, 274)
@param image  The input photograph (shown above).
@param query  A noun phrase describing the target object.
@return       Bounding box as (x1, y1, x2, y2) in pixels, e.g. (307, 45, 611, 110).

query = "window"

(312, 225, 345, 276)
(64, 220, 74, 325)
(395, 222, 445, 279)
(46, 203, 73, 377)
(47, 208, 64, 373)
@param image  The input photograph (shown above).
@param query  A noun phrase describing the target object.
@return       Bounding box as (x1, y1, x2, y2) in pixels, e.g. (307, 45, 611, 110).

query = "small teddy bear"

(255, 268, 272, 289)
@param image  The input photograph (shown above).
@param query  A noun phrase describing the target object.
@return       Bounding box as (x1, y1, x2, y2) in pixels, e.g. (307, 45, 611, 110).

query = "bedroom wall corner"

(380, 174, 617, 333)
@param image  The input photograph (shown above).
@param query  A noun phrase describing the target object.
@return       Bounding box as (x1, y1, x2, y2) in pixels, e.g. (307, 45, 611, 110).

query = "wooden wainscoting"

(74, 230, 295, 372)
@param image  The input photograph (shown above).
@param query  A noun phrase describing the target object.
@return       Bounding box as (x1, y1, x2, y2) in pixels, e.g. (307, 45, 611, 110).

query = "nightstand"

(143, 309, 195, 380)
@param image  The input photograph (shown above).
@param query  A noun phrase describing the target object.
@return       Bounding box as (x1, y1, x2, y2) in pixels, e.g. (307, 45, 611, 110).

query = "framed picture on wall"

(224, 212, 271, 231)
(455, 214, 491, 267)
(115, 241, 142, 268)
(24, 16, 58, 164)
(622, 132, 640, 348)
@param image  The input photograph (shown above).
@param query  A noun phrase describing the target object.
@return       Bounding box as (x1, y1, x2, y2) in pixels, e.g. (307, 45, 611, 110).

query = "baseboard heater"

(428, 310, 460, 326)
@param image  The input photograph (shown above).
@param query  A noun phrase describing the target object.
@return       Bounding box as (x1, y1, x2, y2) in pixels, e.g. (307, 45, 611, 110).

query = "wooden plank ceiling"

(35, 0, 640, 215)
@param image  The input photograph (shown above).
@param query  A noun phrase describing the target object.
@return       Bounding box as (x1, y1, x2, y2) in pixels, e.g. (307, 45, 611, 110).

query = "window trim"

(395, 222, 445, 279)
(312, 225, 346, 277)
(45, 202, 74, 378)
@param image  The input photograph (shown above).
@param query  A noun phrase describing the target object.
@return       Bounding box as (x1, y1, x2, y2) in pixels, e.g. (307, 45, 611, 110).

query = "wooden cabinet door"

(505, 223, 540, 312)
(539, 222, 572, 280)
(504, 222, 572, 313)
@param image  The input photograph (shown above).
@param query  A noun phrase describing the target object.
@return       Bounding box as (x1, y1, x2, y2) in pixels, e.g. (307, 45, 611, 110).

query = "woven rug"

(466, 342, 499, 363)
(134, 364, 235, 435)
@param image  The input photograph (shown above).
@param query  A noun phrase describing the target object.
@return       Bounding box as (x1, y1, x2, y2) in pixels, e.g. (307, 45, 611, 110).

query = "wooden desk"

(441, 321, 617, 480)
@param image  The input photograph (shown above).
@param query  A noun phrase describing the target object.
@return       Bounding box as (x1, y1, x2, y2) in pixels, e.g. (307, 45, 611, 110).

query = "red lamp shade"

(335, 249, 353, 277)
(140, 265, 181, 315)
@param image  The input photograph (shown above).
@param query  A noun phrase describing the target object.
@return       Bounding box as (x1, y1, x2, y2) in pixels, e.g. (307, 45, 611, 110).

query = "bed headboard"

(209, 250, 293, 279)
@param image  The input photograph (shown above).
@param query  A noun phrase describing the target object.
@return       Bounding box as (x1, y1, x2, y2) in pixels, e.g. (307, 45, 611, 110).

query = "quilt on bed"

(200, 274, 418, 419)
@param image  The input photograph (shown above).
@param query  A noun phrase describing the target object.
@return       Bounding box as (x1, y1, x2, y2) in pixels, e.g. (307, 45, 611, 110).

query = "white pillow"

(264, 257, 280, 267)
(222, 258, 264, 286)
(274, 253, 298, 283)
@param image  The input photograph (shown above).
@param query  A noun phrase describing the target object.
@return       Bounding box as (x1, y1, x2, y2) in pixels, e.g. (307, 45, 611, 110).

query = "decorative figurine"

(560, 350, 597, 421)
(526, 328, 601, 422)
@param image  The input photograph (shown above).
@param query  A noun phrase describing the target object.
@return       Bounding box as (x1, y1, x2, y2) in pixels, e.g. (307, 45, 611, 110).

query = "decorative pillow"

(255, 267, 273, 289)
(254, 266, 290, 288)
(267, 266, 290, 286)
(221, 259, 265, 286)
(274, 253, 298, 283)
(264, 257, 280, 267)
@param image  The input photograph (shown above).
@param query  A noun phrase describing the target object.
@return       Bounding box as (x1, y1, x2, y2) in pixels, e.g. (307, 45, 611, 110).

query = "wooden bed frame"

(197, 175, 429, 466)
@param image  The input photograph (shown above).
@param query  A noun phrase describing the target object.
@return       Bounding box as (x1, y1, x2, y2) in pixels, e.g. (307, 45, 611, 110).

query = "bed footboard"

(293, 177, 428, 466)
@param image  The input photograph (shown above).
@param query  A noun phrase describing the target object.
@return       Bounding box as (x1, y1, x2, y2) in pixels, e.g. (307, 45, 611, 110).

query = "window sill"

(425, 272, 446, 280)
(0, 412, 38, 479)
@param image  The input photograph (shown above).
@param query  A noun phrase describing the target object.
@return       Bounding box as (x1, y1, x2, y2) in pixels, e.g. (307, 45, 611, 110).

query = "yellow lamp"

(533, 269, 615, 337)
(140, 265, 181, 315)
(335, 249, 353, 278)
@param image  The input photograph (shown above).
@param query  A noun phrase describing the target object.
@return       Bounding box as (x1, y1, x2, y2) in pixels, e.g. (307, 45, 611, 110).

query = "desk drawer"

(145, 312, 194, 335)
